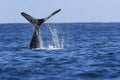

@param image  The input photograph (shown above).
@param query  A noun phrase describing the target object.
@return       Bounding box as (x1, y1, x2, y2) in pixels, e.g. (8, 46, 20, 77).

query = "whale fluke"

(21, 9, 61, 27)
(21, 12, 44, 27)
(21, 9, 61, 49)
(44, 9, 61, 21)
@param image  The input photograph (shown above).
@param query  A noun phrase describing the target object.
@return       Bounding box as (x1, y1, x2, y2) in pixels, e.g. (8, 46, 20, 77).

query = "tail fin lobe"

(43, 9, 61, 21)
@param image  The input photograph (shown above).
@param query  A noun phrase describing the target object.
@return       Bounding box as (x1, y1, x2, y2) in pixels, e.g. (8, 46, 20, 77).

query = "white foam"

(32, 44, 63, 50)
(46, 45, 62, 50)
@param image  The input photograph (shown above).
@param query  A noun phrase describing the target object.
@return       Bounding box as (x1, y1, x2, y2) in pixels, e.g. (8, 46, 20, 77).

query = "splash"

(39, 30, 44, 49)
(47, 24, 64, 50)
(42, 24, 64, 50)
(35, 24, 64, 50)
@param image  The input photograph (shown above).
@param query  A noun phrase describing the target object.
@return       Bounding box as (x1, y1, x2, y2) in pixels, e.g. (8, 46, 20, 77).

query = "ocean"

(0, 23, 120, 80)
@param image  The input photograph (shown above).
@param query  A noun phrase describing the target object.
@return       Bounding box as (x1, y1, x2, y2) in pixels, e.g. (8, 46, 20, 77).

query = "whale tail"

(21, 9, 61, 49)
(21, 9, 61, 27)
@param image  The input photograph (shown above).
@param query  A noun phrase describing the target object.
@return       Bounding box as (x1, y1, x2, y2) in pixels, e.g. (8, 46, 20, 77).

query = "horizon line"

(1, 22, 120, 24)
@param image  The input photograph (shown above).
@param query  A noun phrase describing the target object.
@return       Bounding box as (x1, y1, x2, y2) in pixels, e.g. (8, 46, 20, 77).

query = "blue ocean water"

(0, 23, 120, 80)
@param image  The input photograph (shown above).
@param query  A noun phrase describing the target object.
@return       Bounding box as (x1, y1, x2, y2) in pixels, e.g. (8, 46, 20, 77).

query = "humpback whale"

(21, 9, 61, 49)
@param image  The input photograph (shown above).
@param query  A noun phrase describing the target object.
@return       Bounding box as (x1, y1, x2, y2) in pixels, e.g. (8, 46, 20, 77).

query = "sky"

(0, 0, 120, 23)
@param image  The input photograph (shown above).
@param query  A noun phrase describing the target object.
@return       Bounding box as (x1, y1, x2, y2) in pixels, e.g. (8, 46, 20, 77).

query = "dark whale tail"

(21, 12, 44, 27)
(21, 9, 61, 49)
(21, 9, 61, 27)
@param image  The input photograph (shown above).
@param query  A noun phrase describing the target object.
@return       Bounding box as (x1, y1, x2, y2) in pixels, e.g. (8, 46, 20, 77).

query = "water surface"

(0, 23, 120, 80)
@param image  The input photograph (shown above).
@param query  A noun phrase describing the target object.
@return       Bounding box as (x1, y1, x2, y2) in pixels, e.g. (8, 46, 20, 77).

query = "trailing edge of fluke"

(21, 9, 61, 49)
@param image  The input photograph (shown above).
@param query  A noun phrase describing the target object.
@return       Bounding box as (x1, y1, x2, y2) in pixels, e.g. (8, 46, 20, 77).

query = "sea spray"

(47, 24, 64, 49)
(39, 30, 44, 49)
